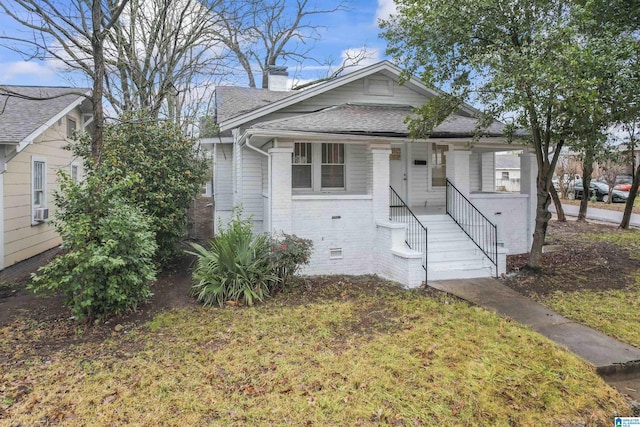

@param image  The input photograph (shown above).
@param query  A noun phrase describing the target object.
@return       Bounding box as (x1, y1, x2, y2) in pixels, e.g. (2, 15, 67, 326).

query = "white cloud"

(0, 60, 57, 84)
(375, 0, 397, 22)
(341, 47, 381, 68)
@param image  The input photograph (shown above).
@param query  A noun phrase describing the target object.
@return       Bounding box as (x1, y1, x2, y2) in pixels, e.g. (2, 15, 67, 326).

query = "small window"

(33, 160, 45, 206)
(321, 143, 344, 188)
(292, 143, 312, 189)
(71, 163, 79, 183)
(502, 171, 510, 180)
(67, 117, 76, 139)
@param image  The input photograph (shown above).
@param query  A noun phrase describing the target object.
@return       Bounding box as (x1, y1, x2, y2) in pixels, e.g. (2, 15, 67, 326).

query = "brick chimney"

(267, 65, 289, 91)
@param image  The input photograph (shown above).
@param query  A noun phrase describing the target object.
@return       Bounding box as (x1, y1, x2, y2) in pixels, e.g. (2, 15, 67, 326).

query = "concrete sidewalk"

(428, 277, 640, 373)
(550, 203, 640, 227)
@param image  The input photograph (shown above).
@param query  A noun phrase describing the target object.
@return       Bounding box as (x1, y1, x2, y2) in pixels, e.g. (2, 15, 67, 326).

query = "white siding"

(347, 144, 368, 193)
(293, 74, 432, 111)
(241, 147, 265, 229)
(409, 142, 429, 205)
(214, 144, 233, 211)
(481, 153, 495, 191)
(470, 152, 481, 192)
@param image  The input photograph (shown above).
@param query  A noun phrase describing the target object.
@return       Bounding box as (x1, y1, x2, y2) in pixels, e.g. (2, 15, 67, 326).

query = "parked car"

(569, 180, 628, 203)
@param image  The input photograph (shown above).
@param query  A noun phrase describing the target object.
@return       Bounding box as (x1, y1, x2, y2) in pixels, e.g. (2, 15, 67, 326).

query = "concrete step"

(427, 247, 482, 263)
(427, 264, 494, 281)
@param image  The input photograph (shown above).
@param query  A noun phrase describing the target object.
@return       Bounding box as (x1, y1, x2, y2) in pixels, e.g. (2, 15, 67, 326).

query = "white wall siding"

(293, 74, 432, 111)
(214, 145, 233, 211)
(241, 147, 265, 229)
(292, 196, 374, 276)
(470, 152, 481, 192)
(481, 153, 495, 191)
(409, 142, 429, 205)
(347, 144, 368, 193)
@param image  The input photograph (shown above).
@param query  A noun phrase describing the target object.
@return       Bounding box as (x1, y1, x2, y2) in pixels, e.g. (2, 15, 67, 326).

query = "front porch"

(248, 137, 537, 288)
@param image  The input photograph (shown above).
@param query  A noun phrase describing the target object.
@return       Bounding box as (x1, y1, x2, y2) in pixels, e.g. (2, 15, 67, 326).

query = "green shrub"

(30, 173, 157, 321)
(68, 118, 207, 265)
(269, 234, 313, 290)
(188, 213, 277, 307)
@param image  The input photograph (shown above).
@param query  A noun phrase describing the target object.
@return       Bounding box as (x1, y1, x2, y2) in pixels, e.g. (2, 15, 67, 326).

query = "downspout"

(242, 133, 272, 233)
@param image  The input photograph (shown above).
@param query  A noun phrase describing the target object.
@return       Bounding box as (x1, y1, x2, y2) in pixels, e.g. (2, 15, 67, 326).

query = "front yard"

(1, 219, 639, 425)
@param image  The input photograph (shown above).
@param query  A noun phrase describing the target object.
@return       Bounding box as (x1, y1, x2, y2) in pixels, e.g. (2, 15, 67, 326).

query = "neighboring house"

(202, 61, 537, 287)
(0, 86, 91, 271)
(495, 152, 521, 192)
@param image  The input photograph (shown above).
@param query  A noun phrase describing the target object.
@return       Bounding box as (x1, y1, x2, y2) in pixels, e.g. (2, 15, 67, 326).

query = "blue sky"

(0, 0, 396, 88)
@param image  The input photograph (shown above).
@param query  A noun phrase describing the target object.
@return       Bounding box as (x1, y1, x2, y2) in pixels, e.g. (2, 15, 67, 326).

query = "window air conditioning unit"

(34, 208, 49, 222)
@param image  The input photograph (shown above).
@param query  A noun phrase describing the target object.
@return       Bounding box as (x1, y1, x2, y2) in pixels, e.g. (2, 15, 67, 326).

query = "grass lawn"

(0, 277, 630, 426)
(560, 197, 640, 214)
(535, 226, 640, 349)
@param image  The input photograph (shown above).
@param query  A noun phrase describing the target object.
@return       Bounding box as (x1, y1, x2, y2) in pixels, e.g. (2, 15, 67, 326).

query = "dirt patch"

(504, 220, 639, 297)
(0, 252, 199, 363)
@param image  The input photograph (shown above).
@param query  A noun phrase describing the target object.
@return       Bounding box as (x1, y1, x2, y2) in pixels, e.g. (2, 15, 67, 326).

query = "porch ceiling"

(249, 103, 508, 139)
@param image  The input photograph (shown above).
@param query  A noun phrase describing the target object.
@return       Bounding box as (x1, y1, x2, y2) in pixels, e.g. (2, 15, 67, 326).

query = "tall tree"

(381, 0, 628, 268)
(213, 0, 346, 89)
(0, 0, 129, 159)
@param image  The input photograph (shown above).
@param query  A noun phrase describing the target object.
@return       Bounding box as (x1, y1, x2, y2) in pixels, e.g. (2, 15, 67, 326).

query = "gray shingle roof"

(495, 154, 521, 169)
(250, 104, 506, 137)
(215, 86, 293, 123)
(0, 86, 89, 144)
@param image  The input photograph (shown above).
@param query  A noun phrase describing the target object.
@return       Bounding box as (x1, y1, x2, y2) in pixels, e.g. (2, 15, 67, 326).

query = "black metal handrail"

(389, 186, 428, 283)
(445, 179, 498, 277)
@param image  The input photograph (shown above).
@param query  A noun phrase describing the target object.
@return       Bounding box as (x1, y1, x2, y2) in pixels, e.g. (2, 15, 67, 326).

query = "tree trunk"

(91, 0, 105, 162)
(549, 185, 566, 222)
(577, 155, 594, 222)
(620, 162, 640, 229)
(527, 181, 552, 269)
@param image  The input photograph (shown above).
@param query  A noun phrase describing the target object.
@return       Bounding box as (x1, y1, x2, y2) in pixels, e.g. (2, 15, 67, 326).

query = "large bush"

(188, 212, 313, 307)
(30, 174, 157, 320)
(99, 119, 208, 263)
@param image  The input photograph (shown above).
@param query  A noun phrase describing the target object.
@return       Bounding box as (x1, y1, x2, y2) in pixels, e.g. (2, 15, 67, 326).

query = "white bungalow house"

(202, 61, 537, 287)
(0, 86, 91, 271)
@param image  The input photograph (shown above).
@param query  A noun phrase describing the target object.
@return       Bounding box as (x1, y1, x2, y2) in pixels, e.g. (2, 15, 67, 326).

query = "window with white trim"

(32, 157, 47, 223)
(292, 143, 312, 189)
(321, 143, 345, 189)
(292, 142, 346, 192)
(70, 162, 79, 183)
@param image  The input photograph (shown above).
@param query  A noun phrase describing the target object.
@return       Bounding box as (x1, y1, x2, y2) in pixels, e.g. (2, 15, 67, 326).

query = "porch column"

(269, 147, 293, 234)
(519, 151, 537, 250)
(445, 150, 471, 196)
(370, 144, 392, 222)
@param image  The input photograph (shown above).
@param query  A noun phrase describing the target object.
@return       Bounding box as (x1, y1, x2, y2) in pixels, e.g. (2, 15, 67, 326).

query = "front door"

(390, 143, 407, 201)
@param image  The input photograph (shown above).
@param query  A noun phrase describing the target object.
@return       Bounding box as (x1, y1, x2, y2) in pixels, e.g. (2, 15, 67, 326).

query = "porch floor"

(410, 205, 446, 215)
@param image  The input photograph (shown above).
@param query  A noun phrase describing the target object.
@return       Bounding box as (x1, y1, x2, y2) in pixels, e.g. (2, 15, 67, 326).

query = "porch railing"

(445, 179, 498, 277)
(389, 186, 428, 283)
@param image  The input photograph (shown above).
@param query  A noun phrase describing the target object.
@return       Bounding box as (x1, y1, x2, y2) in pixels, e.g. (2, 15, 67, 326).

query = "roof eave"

(16, 90, 91, 153)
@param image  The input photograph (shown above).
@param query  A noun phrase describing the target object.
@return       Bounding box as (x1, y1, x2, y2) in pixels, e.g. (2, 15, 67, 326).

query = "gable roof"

(0, 86, 90, 145)
(215, 86, 294, 123)
(251, 103, 506, 138)
(218, 61, 479, 132)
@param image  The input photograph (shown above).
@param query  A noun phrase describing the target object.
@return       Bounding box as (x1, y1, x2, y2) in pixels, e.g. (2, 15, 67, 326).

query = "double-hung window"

(293, 143, 346, 191)
(292, 143, 312, 189)
(32, 157, 47, 223)
(321, 143, 345, 189)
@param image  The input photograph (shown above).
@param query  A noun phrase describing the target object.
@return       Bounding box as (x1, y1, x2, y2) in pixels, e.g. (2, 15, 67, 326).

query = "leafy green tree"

(381, 0, 632, 268)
